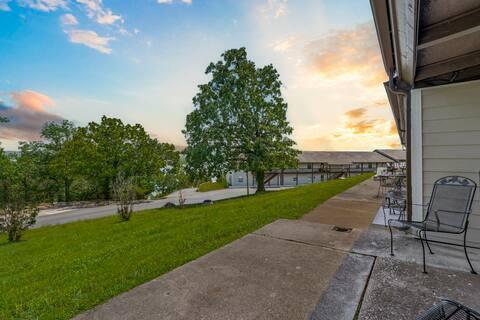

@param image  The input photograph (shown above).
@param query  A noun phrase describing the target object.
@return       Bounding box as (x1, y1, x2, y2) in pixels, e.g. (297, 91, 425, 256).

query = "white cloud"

(157, 0, 192, 4)
(65, 29, 114, 54)
(258, 0, 288, 19)
(19, 0, 67, 11)
(133, 28, 140, 34)
(270, 36, 296, 53)
(76, 0, 122, 25)
(0, 0, 11, 11)
(60, 13, 78, 26)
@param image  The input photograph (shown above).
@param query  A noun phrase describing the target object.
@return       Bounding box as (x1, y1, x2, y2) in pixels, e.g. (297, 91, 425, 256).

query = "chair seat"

(390, 220, 463, 233)
(416, 300, 480, 320)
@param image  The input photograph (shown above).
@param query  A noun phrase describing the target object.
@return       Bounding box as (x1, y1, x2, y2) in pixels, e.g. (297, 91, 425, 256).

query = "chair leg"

(464, 228, 477, 275)
(423, 231, 434, 255)
(382, 204, 387, 227)
(419, 231, 427, 274)
(388, 220, 394, 256)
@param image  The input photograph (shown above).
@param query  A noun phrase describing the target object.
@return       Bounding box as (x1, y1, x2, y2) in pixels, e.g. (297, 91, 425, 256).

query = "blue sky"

(0, 0, 399, 151)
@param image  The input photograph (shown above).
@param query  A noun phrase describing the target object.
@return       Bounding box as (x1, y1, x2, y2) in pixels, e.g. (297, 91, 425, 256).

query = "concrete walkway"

(75, 221, 354, 320)
(75, 177, 480, 319)
(302, 178, 381, 229)
(74, 179, 380, 320)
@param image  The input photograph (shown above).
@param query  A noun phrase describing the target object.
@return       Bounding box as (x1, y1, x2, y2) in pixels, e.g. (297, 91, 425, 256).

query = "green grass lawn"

(0, 174, 372, 319)
(197, 181, 227, 192)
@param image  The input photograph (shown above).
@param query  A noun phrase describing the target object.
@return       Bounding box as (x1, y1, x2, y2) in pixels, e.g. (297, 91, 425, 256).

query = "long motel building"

(227, 149, 405, 188)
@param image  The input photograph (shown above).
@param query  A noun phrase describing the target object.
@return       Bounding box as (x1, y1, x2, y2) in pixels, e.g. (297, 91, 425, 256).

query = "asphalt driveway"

(35, 188, 252, 228)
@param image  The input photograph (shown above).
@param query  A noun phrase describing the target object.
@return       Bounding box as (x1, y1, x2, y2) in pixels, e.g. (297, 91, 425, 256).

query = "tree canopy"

(183, 47, 299, 191)
(0, 116, 182, 204)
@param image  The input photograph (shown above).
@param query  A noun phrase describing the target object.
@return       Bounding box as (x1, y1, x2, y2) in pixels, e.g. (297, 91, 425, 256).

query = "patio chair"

(416, 299, 480, 320)
(388, 176, 477, 274)
(382, 176, 407, 226)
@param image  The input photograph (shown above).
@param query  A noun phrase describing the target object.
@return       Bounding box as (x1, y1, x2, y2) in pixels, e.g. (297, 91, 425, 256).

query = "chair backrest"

(425, 176, 477, 232)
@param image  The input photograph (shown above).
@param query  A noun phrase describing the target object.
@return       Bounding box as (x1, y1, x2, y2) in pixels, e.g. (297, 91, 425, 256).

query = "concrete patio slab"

(74, 232, 346, 320)
(254, 219, 363, 252)
(302, 178, 381, 230)
(352, 224, 480, 274)
(358, 257, 480, 320)
(310, 253, 374, 320)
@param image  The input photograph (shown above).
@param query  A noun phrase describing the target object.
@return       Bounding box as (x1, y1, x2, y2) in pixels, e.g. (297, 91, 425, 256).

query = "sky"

(0, 0, 400, 151)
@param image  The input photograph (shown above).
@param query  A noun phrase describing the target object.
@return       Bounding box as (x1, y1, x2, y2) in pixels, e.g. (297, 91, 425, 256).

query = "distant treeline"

(0, 116, 186, 205)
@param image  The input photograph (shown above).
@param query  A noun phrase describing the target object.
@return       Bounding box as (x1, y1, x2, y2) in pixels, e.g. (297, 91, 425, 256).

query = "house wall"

(226, 170, 330, 188)
(415, 80, 480, 246)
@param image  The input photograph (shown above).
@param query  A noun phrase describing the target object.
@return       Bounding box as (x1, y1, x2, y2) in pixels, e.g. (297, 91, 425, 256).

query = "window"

(368, 163, 373, 169)
(307, 163, 312, 169)
(356, 164, 360, 169)
(293, 177, 297, 182)
(238, 177, 244, 183)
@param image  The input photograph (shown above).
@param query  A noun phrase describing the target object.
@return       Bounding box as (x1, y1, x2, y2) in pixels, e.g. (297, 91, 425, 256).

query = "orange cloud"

(345, 119, 380, 134)
(372, 98, 388, 108)
(305, 22, 386, 87)
(344, 107, 366, 119)
(388, 120, 398, 135)
(10, 90, 55, 112)
(1, 90, 63, 141)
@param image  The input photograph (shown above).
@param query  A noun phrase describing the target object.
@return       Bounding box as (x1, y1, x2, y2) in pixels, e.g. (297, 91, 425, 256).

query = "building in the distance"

(227, 149, 405, 188)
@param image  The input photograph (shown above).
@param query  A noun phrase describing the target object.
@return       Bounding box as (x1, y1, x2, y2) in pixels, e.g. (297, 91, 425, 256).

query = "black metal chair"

(416, 299, 480, 320)
(388, 176, 477, 274)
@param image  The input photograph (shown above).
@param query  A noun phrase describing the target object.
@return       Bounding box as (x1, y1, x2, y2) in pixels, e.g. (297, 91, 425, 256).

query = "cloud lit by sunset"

(0, 0, 400, 151)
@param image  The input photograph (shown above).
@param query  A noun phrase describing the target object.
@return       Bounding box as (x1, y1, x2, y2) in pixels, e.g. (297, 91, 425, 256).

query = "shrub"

(178, 189, 186, 208)
(0, 206, 38, 242)
(0, 153, 39, 242)
(113, 175, 136, 221)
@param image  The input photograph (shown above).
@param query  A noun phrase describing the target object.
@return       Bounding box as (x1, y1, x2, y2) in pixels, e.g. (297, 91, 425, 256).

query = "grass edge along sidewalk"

(0, 173, 373, 320)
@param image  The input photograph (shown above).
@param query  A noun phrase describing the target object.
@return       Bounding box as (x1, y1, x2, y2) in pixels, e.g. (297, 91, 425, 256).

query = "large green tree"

(41, 121, 77, 202)
(183, 47, 299, 192)
(77, 116, 180, 199)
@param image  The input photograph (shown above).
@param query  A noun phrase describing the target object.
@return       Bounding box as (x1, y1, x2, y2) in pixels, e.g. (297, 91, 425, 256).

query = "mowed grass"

(197, 181, 227, 192)
(0, 174, 372, 320)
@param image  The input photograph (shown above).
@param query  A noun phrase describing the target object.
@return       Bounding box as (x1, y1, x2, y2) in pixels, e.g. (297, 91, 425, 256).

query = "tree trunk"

(64, 179, 71, 203)
(256, 170, 265, 193)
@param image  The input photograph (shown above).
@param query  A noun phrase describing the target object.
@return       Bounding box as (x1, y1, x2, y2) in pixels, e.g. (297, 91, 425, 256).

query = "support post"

(246, 170, 249, 196)
(311, 163, 314, 184)
(406, 93, 413, 221)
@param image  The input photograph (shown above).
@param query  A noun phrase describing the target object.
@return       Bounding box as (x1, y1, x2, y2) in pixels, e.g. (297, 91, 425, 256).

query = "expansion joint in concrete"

(353, 256, 376, 320)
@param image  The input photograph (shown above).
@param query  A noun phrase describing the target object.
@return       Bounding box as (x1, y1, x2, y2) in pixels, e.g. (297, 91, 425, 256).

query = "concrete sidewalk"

(74, 179, 380, 320)
(75, 220, 360, 320)
(302, 178, 381, 230)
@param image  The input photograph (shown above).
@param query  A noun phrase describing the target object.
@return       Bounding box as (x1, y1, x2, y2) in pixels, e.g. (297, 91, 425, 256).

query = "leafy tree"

(41, 121, 77, 202)
(78, 116, 180, 199)
(183, 47, 299, 192)
(0, 153, 38, 242)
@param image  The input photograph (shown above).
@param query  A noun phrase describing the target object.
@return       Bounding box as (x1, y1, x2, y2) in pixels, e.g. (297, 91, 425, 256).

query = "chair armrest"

(434, 209, 471, 215)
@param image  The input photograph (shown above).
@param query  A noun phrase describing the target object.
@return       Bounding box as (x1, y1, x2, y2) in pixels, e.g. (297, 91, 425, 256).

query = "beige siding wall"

(421, 81, 480, 246)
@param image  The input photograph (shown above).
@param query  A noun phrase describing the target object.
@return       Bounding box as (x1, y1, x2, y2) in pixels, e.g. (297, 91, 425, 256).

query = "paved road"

(35, 187, 255, 228)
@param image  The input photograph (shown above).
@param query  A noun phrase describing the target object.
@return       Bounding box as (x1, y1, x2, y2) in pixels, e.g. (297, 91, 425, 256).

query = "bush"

(0, 153, 39, 242)
(0, 206, 38, 242)
(113, 175, 136, 221)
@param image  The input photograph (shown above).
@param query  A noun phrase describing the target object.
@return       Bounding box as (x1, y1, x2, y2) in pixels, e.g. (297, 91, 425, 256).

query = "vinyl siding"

(421, 81, 480, 246)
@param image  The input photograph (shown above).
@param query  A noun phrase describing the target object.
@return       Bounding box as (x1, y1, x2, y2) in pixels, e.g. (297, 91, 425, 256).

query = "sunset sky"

(0, 0, 400, 151)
